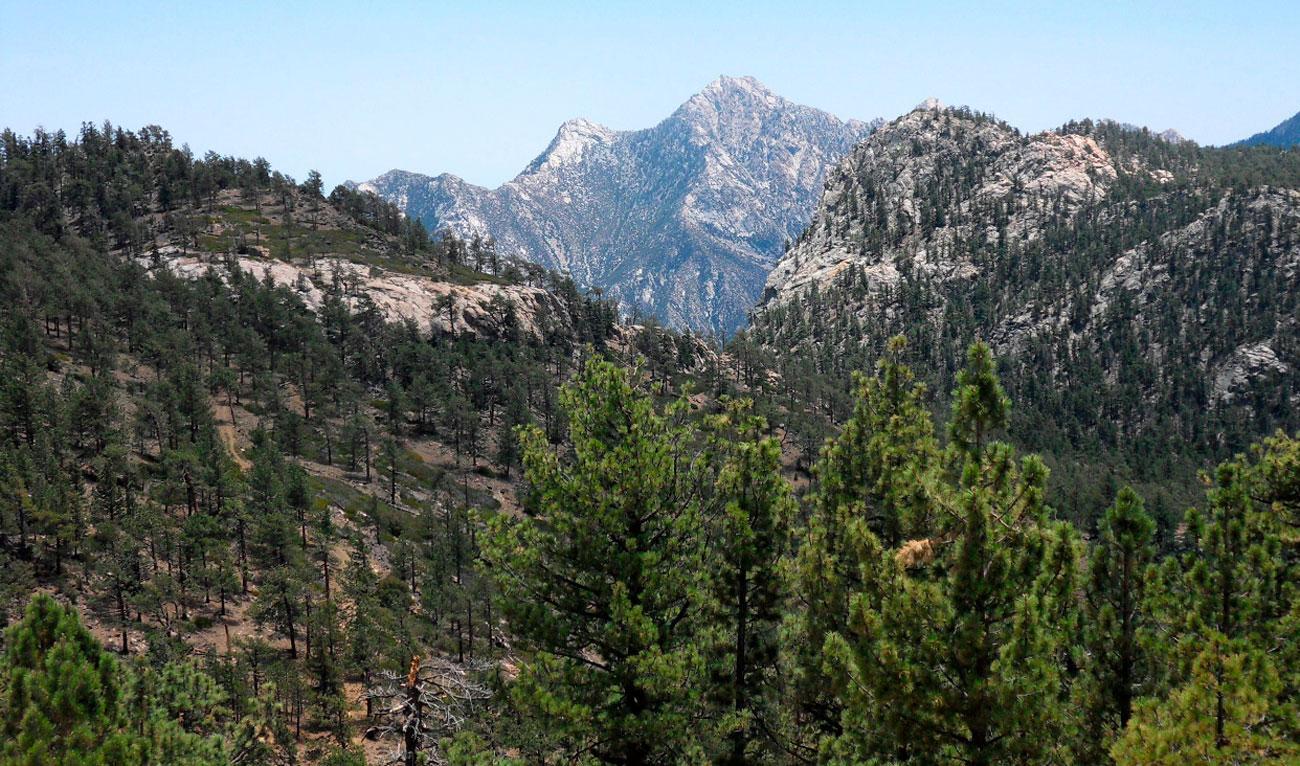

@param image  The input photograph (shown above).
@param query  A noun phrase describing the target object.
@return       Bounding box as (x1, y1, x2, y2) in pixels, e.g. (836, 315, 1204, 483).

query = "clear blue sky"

(3, 0, 1298, 189)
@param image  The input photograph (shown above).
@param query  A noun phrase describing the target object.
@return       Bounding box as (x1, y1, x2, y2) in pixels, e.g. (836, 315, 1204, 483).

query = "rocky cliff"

(761, 99, 1124, 305)
(144, 248, 570, 340)
(130, 187, 600, 344)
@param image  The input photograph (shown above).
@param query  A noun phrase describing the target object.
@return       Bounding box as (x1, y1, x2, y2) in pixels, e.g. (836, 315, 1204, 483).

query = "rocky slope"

(752, 102, 1300, 461)
(359, 76, 876, 336)
(145, 248, 569, 339)
(761, 99, 1124, 304)
(133, 188, 597, 342)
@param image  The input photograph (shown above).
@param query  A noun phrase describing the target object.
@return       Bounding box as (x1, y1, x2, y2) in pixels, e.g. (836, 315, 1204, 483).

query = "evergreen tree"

(1126, 454, 1296, 758)
(826, 341, 1079, 765)
(704, 401, 795, 764)
(0, 595, 241, 765)
(1072, 486, 1158, 765)
(341, 533, 390, 720)
(786, 336, 939, 742)
(482, 358, 710, 764)
(0, 594, 147, 764)
(1112, 636, 1297, 764)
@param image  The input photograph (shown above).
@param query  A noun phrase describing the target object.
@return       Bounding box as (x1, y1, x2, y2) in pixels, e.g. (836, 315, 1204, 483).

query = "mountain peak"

(527, 118, 618, 173)
(702, 74, 772, 96)
(687, 75, 786, 112)
(362, 78, 876, 335)
(665, 76, 803, 142)
(914, 96, 945, 112)
(556, 117, 614, 138)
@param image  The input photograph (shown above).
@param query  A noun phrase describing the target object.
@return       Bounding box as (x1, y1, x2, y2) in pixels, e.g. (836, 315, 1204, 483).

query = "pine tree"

(0, 596, 237, 765)
(341, 533, 389, 720)
(1072, 486, 1157, 764)
(704, 401, 795, 764)
(826, 341, 1079, 765)
(482, 358, 709, 764)
(0, 594, 146, 764)
(1112, 636, 1298, 764)
(1124, 455, 1296, 759)
(1252, 432, 1300, 529)
(786, 336, 939, 742)
(132, 657, 246, 766)
(1248, 433, 1300, 744)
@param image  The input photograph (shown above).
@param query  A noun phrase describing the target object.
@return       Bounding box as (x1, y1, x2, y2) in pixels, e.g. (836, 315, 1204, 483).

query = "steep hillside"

(359, 76, 876, 336)
(0, 122, 640, 764)
(751, 101, 1300, 491)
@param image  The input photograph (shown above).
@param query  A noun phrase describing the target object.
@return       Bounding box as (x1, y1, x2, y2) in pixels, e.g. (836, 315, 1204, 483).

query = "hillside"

(359, 76, 876, 336)
(2, 118, 1300, 766)
(749, 101, 1300, 515)
(0, 121, 689, 764)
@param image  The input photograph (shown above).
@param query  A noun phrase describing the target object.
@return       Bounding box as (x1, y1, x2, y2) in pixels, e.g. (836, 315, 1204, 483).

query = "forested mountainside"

(359, 76, 876, 336)
(749, 101, 1300, 518)
(0, 121, 708, 764)
(1234, 109, 1300, 148)
(2, 120, 1299, 766)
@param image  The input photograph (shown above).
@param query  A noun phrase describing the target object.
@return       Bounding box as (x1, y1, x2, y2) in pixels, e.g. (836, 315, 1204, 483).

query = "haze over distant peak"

(1233, 109, 1300, 148)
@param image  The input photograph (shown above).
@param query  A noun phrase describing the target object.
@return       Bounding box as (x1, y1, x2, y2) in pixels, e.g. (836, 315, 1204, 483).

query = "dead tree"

(363, 655, 491, 766)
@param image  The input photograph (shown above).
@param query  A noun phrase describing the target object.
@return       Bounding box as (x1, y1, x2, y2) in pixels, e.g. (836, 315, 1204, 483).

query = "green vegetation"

(744, 118, 1300, 533)
(482, 359, 712, 764)
(0, 121, 1296, 764)
(0, 122, 621, 764)
(472, 349, 1299, 764)
(0, 595, 261, 765)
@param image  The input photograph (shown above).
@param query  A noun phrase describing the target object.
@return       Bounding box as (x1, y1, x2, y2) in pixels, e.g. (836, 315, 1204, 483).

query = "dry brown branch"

(363, 654, 493, 766)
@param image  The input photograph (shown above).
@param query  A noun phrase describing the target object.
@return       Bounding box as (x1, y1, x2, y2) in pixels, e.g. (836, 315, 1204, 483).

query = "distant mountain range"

(1234, 110, 1300, 148)
(358, 76, 876, 336)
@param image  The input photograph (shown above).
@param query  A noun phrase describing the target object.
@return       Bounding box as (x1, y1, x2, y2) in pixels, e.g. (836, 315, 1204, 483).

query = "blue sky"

(3, 1, 1298, 189)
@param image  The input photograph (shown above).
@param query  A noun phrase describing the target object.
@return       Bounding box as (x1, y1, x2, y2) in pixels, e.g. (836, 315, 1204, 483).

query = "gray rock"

(761, 103, 1120, 310)
(359, 76, 876, 336)
(755, 102, 1300, 415)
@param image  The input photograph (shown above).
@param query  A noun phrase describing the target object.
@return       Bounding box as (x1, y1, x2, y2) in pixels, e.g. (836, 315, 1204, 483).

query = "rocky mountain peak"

(760, 105, 1125, 305)
(554, 117, 617, 143)
(672, 75, 792, 136)
(526, 117, 619, 174)
(750, 108, 1300, 463)
(361, 77, 875, 336)
(700, 74, 775, 99)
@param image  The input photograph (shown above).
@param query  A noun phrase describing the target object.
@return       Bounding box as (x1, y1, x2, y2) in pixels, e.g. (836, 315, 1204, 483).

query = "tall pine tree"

(785, 336, 939, 745)
(1071, 486, 1157, 764)
(704, 401, 795, 765)
(826, 341, 1079, 765)
(483, 358, 709, 764)
(1115, 455, 1297, 762)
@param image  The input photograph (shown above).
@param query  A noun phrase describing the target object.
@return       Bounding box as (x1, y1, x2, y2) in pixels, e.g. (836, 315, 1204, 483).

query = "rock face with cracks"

(762, 99, 1123, 306)
(140, 248, 571, 340)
